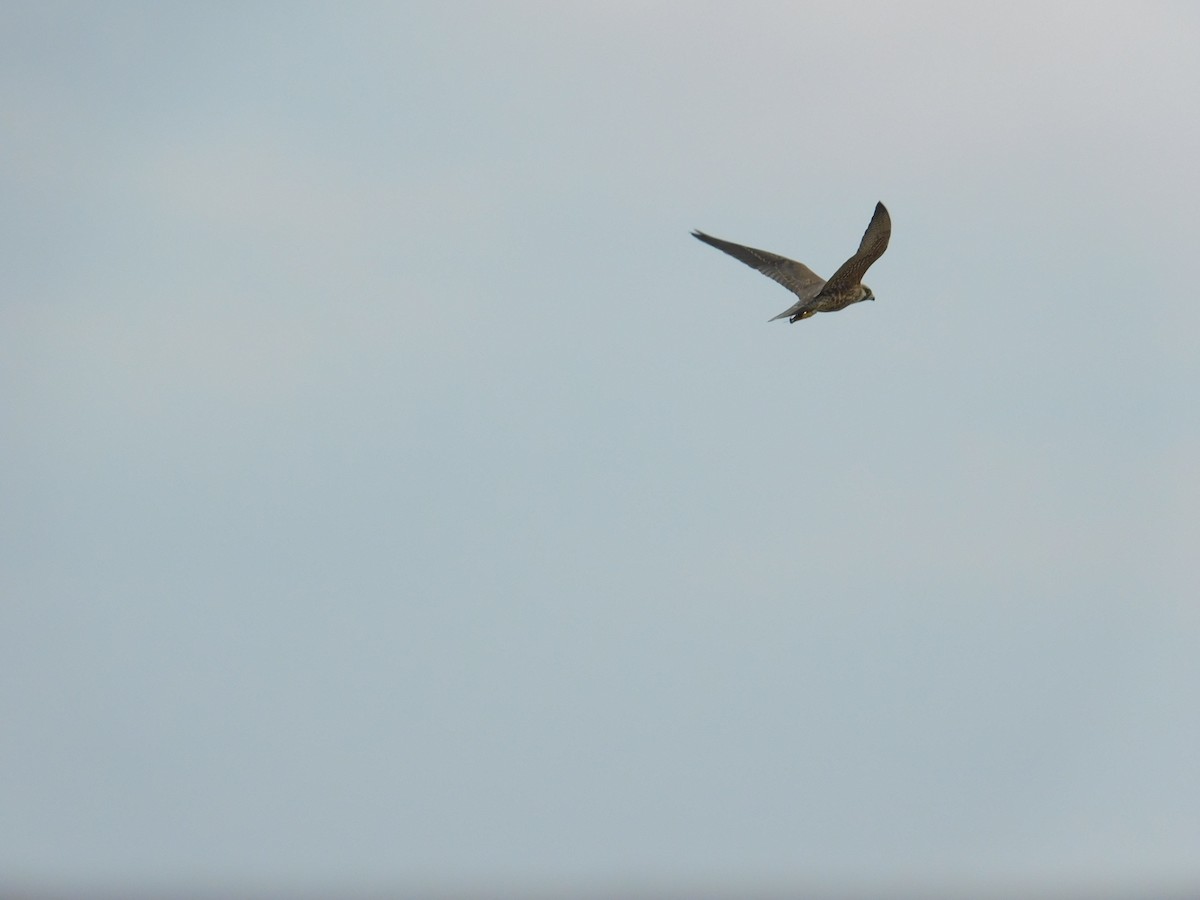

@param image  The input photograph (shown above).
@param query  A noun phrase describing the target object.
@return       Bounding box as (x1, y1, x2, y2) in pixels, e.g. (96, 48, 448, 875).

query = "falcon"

(692, 202, 891, 323)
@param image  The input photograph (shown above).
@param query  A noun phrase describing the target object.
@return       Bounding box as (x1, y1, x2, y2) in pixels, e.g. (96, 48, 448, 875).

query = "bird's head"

(859, 284, 875, 303)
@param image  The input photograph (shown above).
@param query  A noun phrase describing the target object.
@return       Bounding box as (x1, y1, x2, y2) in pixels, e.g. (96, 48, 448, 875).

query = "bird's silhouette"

(692, 202, 891, 323)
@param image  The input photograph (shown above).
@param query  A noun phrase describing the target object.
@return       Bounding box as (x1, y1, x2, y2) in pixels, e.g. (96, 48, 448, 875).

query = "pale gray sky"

(3, 2, 1199, 897)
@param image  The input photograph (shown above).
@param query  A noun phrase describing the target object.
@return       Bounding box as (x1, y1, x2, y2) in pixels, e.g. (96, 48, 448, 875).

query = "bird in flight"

(692, 202, 891, 323)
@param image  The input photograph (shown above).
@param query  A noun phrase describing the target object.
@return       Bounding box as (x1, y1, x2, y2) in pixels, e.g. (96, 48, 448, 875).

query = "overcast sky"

(3, 2, 1199, 897)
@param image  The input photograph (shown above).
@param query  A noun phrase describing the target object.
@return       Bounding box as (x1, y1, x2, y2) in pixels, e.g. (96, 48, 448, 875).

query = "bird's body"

(692, 202, 891, 323)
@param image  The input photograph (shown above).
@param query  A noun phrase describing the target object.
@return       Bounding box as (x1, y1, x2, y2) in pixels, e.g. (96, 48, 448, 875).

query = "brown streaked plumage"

(692, 202, 891, 323)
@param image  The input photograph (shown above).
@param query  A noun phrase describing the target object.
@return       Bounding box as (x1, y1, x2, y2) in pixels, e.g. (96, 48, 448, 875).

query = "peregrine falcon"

(692, 202, 891, 323)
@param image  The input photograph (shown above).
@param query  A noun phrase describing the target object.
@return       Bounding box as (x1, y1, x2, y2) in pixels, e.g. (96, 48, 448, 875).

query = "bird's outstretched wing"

(816, 202, 891, 297)
(691, 230, 825, 298)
